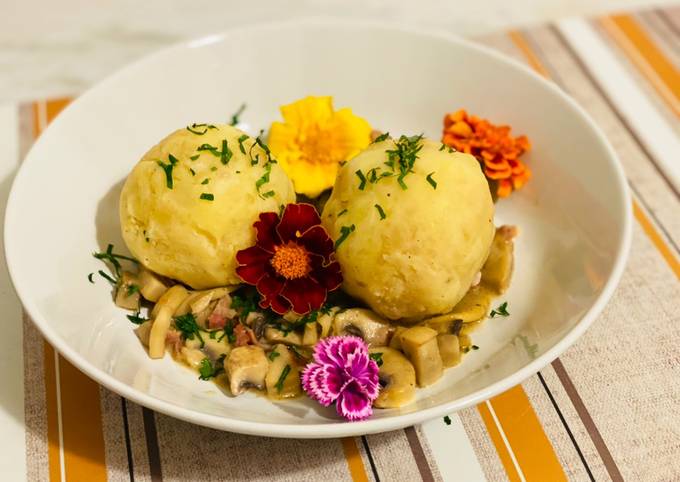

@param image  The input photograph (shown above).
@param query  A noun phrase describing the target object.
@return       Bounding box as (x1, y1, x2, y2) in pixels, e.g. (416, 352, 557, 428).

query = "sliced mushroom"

(225, 345, 268, 396)
(332, 309, 394, 346)
(265, 344, 302, 400)
(148, 285, 189, 359)
(115, 271, 140, 310)
(135, 320, 152, 347)
(437, 334, 461, 367)
(424, 284, 493, 331)
(388, 326, 407, 351)
(369, 347, 416, 408)
(203, 336, 231, 360)
(265, 326, 303, 346)
(180, 347, 205, 369)
(138, 267, 170, 303)
(191, 288, 228, 314)
(481, 225, 516, 295)
(302, 322, 318, 346)
(399, 326, 443, 387)
(317, 307, 339, 339)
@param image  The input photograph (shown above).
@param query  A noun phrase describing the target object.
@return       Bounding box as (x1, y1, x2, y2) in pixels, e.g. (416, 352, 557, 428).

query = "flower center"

(297, 127, 338, 165)
(271, 241, 311, 279)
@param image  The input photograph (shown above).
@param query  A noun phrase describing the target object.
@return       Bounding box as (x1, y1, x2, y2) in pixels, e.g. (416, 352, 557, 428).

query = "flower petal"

(336, 380, 373, 421)
(236, 262, 268, 285)
(280, 276, 327, 314)
(236, 245, 272, 266)
(277, 203, 321, 243)
(256, 272, 284, 299)
(311, 261, 343, 291)
(302, 363, 345, 406)
(254, 212, 281, 253)
(266, 294, 292, 315)
(298, 225, 335, 262)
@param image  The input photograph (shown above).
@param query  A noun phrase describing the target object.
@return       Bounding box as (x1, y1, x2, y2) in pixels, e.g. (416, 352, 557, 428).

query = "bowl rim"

(4, 17, 633, 438)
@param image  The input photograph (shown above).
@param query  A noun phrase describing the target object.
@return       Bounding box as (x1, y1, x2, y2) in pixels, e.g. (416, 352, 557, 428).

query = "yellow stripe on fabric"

(508, 31, 550, 78)
(36, 98, 108, 482)
(341, 438, 370, 482)
(601, 15, 680, 117)
(633, 201, 680, 279)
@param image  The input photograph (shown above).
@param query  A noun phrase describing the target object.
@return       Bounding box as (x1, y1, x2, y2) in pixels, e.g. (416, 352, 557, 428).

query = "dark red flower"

(235, 203, 343, 315)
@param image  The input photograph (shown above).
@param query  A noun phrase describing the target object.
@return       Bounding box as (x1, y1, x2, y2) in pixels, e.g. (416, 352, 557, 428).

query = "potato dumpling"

(321, 136, 494, 320)
(120, 124, 295, 289)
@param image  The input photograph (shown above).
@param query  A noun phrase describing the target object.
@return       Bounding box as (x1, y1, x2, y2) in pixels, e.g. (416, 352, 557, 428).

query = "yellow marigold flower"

(268, 96, 372, 198)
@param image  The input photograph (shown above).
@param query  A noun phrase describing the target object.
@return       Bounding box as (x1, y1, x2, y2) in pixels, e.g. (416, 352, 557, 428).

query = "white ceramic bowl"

(5, 19, 631, 438)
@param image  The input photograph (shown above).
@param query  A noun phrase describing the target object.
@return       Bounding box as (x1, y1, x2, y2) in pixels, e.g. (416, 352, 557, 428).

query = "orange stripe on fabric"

(341, 438, 369, 482)
(43, 343, 62, 482)
(633, 201, 680, 278)
(508, 31, 550, 78)
(490, 386, 567, 481)
(477, 402, 522, 482)
(601, 15, 680, 117)
(37, 97, 107, 481)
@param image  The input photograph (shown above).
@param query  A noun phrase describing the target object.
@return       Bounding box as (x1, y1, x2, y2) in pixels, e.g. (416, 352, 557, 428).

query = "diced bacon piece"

(212, 296, 237, 319)
(233, 324, 252, 347)
(165, 329, 182, 354)
(207, 312, 227, 329)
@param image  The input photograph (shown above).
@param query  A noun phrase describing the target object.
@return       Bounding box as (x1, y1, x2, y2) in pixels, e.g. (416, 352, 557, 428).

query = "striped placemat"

(2, 6, 679, 481)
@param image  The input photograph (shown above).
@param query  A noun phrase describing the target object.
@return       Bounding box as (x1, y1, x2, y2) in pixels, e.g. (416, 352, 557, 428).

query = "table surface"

(1, 4, 680, 482)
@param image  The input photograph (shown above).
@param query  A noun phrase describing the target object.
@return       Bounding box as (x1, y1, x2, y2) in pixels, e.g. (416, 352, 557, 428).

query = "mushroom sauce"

(122, 226, 515, 406)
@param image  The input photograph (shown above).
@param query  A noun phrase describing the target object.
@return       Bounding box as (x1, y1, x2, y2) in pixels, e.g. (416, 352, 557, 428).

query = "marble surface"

(0, 0, 674, 102)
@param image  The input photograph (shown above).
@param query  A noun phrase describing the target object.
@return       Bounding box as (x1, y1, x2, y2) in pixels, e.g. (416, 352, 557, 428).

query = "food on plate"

(93, 97, 529, 422)
(321, 136, 495, 320)
(119, 124, 295, 289)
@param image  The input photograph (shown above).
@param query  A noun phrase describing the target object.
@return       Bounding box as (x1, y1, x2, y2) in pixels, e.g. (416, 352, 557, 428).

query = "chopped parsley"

(472, 345, 479, 350)
(261, 190, 275, 198)
(275, 364, 291, 393)
(251, 131, 273, 164)
(373, 132, 389, 143)
(211, 166, 217, 172)
(384, 134, 423, 190)
(189, 168, 196, 176)
(426, 172, 437, 190)
(255, 163, 273, 199)
(230, 293, 259, 321)
(201, 178, 210, 185)
(97, 270, 117, 285)
(374, 204, 386, 220)
(93, 244, 138, 281)
(198, 355, 226, 380)
(355, 170, 367, 190)
(220, 139, 232, 165)
(268, 351, 280, 361)
(186, 123, 217, 135)
(229, 103, 246, 125)
(237, 134, 249, 154)
(439, 143, 446, 151)
(369, 352, 383, 367)
(126, 283, 140, 296)
(174, 313, 205, 347)
(490, 301, 510, 318)
(337, 209, 348, 217)
(200, 193, 214, 201)
(443, 415, 452, 425)
(87, 273, 95, 283)
(157, 154, 179, 189)
(127, 312, 148, 325)
(190, 154, 200, 161)
(334, 224, 356, 249)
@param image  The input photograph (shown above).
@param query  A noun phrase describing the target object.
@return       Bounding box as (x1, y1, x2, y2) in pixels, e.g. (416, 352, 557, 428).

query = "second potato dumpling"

(322, 136, 495, 320)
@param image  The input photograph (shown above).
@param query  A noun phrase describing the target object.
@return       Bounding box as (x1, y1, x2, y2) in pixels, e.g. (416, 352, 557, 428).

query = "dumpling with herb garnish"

(120, 124, 295, 289)
(321, 135, 494, 320)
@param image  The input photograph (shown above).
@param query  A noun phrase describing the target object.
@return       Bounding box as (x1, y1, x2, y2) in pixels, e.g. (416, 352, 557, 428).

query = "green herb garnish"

(127, 312, 148, 325)
(374, 204, 386, 220)
(268, 351, 280, 361)
(98, 270, 117, 285)
(229, 103, 247, 125)
(472, 345, 479, 350)
(237, 134, 249, 154)
(189, 168, 196, 176)
(275, 364, 291, 393)
(255, 163, 273, 199)
(426, 172, 437, 190)
(443, 415, 452, 425)
(200, 193, 214, 201)
(220, 139, 232, 165)
(211, 166, 217, 172)
(335, 224, 356, 249)
(93, 244, 138, 280)
(198, 355, 226, 380)
(439, 143, 446, 151)
(384, 134, 423, 190)
(355, 170, 367, 190)
(126, 284, 140, 296)
(190, 154, 200, 161)
(369, 352, 383, 367)
(373, 132, 389, 143)
(87, 273, 95, 283)
(337, 209, 348, 217)
(157, 154, 179, 189)
(201, 178, 210, 185)
(186, 123, 217, 135)
(261, 190, 275, 198)
(490, 301, 510, 318)
(174, 313, 205, 347)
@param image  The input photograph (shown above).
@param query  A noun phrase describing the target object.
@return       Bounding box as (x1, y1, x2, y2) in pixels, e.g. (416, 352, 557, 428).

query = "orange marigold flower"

(442, 109, 532, 198)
